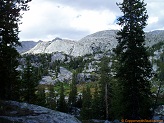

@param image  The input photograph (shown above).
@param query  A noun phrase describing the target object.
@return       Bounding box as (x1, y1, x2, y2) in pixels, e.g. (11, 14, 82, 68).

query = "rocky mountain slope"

(17, 30, 164, 85)
(17, 30, 164, 57)
(145, 30, 164, 46)
(16, 41, 39, 53)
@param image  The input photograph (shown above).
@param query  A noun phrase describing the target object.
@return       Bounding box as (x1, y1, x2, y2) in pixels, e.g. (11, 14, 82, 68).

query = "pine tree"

(81, 86, 92, 120)
(111, 78, 123, 120)
(99, 56, 112, 120)
(153, 53, 164, 113)
(57, 82, 68, 113)
(114, 0, 153, 119)
(0, 0, 31, 100)
(91, 84, 101, 119)
(36, 86, 46, 107)
(47, 85, 56, 110)
(110, 54, 123, 120)
(76, 93, 82, 109)
(21, 56, 38, 103)
(68, 71, 77, 108)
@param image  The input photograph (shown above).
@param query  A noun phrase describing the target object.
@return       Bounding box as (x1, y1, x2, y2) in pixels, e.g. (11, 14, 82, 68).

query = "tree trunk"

(105, 83, 109, 120)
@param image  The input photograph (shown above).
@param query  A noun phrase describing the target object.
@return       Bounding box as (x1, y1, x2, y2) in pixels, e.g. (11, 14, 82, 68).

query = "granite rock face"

(39, 67, 72, 85)
(22, 30, 164, 57)
(23, 30, 118, 56)
(0, 101, 81, 123)
(16, 41, 38, 53)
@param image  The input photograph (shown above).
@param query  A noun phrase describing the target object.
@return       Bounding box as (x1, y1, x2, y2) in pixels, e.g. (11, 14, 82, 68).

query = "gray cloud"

(19, 25, 89, 41)
(146, 17, 164, 31)
(47, 0, 122, 14)
(145, 0, 164, 31)
(19, 0, 164, 41)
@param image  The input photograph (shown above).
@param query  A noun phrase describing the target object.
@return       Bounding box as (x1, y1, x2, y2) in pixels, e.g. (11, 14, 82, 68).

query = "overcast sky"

(19, 0, 164, 41)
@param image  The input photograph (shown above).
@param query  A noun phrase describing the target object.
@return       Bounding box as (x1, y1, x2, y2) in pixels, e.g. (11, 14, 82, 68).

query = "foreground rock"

(0, 101, 81, 123)
(153, 105, 164, 120)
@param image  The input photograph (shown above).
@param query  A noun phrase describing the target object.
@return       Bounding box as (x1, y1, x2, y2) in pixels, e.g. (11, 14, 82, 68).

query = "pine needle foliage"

(114, 0, 153, 119)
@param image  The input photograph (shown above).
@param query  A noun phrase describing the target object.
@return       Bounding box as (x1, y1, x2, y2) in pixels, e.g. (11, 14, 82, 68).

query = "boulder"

(39, 67, 72, 85)
(153, 105, 164, 121)
(0, 101, 81, 123)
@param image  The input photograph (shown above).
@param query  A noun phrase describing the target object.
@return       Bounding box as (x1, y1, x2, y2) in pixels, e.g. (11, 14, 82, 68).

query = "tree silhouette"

(114, 0, 153, 119)
(0, 0, 32, 100)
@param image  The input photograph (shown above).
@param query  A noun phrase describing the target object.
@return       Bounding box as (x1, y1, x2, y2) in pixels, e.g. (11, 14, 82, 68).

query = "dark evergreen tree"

(68, 71, 77, 108)
(76, 93, 82, 109)
(99, 56, 112, 120)
(114, 0, 153, 119)
(91, 84, 101, 119)
(0, 0, 31, 100)
(47, 85, 56, 110)
(111, 78, 123, 120)
(81, 86, 92, 120)
(153, 53, 164, 113)
(51, 60, 60, 78)
(64, 54, 68, 62)
(36, 86, 46, 107)
(21, 57, 38, 103)
(110, 54, 124, 120)
(57, 82, 68, 113)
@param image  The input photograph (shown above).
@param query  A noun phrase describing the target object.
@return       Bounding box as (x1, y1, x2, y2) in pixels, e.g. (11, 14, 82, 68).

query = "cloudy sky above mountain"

(19, 0, 164, 41)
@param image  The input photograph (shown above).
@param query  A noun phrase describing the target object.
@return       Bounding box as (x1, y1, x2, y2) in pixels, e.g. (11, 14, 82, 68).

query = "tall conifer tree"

(81, 86, 92, 120)
(91, 84, 101, 119)
(0, 0, 31, 100)
(68, 71, 77, 108)
(36, 86, 46, 107)
(114, 0, 152, 119)
(153, 53, 164, 113)
(22, 57, 38, 103)
(99, 56, 112, 120)
(47, 85, 56, 110)
(57, 82, 68, 113)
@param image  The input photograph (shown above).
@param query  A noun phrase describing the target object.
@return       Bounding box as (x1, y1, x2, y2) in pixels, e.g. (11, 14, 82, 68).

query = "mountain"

(78, 30, 118, 55)
(145, 30, 164, 46)
(17, 30, 164, 110)
(16, 41, 39, 53)
(18, 30, 164, 56)
(21, 30, 118, 56)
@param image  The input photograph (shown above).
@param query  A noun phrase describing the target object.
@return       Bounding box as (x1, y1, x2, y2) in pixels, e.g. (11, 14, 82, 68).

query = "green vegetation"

(96, 56, 112, 120)
(149, 41, 164, 56)
(152, 52, 164, 111)
(114, 0, 153, 119)
(68, 71, 78, 108)
(0, 0, 32, 101)
(81, 86, 92, 120)
(57, 82, 68, 113)
(17, 48, 164, 121)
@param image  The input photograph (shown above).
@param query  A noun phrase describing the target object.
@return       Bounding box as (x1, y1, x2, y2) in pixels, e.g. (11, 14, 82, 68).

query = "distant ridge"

(16, 41, 38, 53)
(17, 30, 164, 56)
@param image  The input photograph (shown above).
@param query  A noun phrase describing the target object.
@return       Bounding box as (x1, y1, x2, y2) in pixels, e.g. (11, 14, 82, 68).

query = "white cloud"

(19, 0, 90, 41)
(70, 10, 118, 33)
(19, 0, 164, 41)
(19, 0, 120, 41)
(148, 17, 158, 24)
(145, 0, 164, 31)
